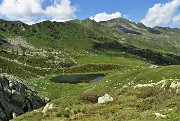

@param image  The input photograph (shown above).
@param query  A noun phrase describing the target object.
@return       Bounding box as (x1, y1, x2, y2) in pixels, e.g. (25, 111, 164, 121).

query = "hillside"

(0, 18, 179, 121)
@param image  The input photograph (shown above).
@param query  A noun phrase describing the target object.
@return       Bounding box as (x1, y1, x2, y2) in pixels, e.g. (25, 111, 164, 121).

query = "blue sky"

(70, 0, 169, 21)
(0, 0, 180, 27)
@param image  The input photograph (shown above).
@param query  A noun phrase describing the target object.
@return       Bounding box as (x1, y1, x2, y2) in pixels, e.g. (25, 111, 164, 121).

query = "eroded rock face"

(0, 74, 46, 121)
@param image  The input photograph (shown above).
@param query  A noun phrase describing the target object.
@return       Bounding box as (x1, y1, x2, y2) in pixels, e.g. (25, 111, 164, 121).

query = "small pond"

(50, 74, 105, 84)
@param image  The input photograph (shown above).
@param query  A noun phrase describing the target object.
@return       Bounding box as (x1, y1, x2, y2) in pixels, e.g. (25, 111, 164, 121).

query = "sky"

(0, 0, 180, 28)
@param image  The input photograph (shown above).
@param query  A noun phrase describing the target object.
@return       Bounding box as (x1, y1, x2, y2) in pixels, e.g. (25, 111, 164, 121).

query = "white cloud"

(90, 12, 122, 22)
(0, 0, 76, 24)
(44, 0, 76, 22)
(172, 14, 180, 24)
(141, 0, 180, 27)
(0, 0, 44, 24)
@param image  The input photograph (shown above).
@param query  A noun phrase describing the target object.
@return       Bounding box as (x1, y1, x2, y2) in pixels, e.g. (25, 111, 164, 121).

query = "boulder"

(98, 94, 114, 104)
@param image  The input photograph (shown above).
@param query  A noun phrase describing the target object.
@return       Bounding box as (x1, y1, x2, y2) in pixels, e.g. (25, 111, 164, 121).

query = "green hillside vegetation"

(0, 18, 179, 121)
(74, 18, 180, 55)
(13, 65, 180, 121)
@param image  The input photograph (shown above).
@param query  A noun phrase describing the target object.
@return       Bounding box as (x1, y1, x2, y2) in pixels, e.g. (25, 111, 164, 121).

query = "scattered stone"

(42, 103, 55, 113)
(122, 85, 128, 88)
(170, 81, 180, 94)
(12, 112, 17, 118)
(168, 109, 173, 111)
(155, 113, 166, 118)
(44, 97, 51, 103)
(134, 84, 154, 89)
(98, 94, 114, 104)
(33, 110, 39, 112)
(149, 65, 158, 69)
(161, 80, 180, 94)
(133, 79, 180, 95)
(170, 81, 177, 89)
(160, 80, 168, 89)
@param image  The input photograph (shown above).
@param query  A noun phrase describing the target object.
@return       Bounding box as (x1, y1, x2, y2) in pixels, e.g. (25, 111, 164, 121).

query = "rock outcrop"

(162, 80, 180, 94)
(133, 79, 180, 94)
(0, 74, 46, 121)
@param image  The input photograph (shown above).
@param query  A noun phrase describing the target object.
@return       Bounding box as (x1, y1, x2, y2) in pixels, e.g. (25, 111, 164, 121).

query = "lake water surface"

(50, 74, 105, 84)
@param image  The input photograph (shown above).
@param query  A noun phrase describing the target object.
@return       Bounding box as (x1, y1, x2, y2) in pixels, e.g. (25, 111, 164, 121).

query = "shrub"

(73, 110, 78, 114)
(78, 108, 81, 113)
(64, 112, 70, 118)
(56, 111, 70, 118)
(80, 93, 101, 103)
(82, 107, 87, 113)
(56, 112, 62, 117)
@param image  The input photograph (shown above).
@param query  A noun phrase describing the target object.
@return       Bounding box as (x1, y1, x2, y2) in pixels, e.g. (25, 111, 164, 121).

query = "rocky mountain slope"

(0, 74, 47, 121)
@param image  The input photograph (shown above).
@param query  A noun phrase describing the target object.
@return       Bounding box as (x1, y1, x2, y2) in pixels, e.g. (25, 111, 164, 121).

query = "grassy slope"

(0, 20, 107, 52)
(0, 49, 76, 79)
(13, 65, 180, 121)
(25, 52, 148, 99)
(0, 19, 180, 121)
(14, 90, 180, 121)
(1, 19, 180, 65)
(25, 21, 97, 51)
(104, 18, 180, 55)
(12, 51, 180, 120)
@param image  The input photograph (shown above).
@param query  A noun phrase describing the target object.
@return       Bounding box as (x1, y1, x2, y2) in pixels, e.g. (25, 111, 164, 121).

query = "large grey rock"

(0, 74, 46, 121)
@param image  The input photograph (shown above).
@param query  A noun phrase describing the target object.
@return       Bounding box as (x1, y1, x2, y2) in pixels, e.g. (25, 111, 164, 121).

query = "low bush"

(80, 93, 101, 103)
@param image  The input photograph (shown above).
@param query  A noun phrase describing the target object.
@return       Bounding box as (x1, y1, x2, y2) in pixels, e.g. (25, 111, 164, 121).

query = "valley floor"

(12, 53, 180, 121)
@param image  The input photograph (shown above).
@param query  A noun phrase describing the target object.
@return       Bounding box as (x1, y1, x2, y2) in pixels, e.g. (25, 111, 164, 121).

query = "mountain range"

(0, 17, 180, 121)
